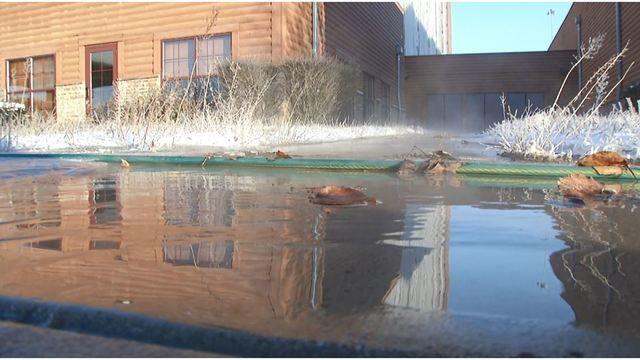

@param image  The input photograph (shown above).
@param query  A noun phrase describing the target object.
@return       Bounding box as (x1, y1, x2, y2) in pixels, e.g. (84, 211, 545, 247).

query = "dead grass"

(2, 57, 420, 151)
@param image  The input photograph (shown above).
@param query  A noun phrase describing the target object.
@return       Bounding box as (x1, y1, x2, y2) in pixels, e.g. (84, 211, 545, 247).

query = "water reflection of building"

(0, 170, 322, 333)
(383, 204, 449, 312)
(548, 205, 640, 334)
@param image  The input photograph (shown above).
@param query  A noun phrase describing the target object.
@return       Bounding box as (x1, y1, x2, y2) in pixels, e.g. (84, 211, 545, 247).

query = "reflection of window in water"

(383, 204, 449, 312)
(163, 176, 235, 227)
(89, 240, 121, 250)
(163, 240, 234, 269)
(25, 238, 62, 251)
(89, 178, 122, 225)
(11, 187, 62, 230)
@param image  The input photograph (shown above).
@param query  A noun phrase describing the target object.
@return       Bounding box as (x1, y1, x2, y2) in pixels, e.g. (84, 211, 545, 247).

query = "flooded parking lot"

(1, 158, 640, 356)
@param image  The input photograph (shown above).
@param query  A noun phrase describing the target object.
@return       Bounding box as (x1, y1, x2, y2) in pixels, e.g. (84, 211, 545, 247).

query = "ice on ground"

(2, 123, 426, 152)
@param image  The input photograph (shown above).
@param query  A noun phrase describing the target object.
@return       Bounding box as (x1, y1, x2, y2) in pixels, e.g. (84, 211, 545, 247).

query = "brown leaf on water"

(577, 151, 628, 167)
(558, 174, 605, 198)
(309, 185, 372, 206)
(121, 159, 130, 168)
(593, 166, 624, 176)
(274, 150, 291, 159)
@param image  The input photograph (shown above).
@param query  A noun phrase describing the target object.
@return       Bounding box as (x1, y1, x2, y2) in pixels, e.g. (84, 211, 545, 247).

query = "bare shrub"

(2, 56, 420, 151)
(488, 35, 640, 160)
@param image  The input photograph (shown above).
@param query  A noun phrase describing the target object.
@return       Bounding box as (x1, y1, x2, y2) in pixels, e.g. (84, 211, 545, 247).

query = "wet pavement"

(0, 157, 640, 356)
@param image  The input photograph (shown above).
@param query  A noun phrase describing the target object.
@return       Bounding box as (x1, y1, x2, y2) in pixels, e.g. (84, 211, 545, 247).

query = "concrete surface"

(0, 321, 219, 357)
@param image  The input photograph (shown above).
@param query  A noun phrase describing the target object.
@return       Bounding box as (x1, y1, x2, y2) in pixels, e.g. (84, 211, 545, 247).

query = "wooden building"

(549, 2, 640, 109)
(404, 51, 577, 132)
(0, 2, 405, 122)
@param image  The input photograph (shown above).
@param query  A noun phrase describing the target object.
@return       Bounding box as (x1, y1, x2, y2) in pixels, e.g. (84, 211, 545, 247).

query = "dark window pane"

(8, 58, 30, 93)
(91, 52, 102, 70)
(526, 93, 544, 112)
(484, 93, 504, 128)
(426, 95, 445, 130)
(363, 73, 375, 120)
(102, 51, 113, 71)
(507, 93, 527, 117)
(92, 70, 102, 88)
(444, 94, 464, 131)
(33, 91, 55, 112)
(103, 70, 113, 86)
(464, 94, 485, 132)
(26, 238, 62, 251)
(89, 240, 121, 250)
(32, 56, 54, 90)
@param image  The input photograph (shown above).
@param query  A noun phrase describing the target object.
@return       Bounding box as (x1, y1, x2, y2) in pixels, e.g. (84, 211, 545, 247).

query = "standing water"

(0, 158, 639, 356)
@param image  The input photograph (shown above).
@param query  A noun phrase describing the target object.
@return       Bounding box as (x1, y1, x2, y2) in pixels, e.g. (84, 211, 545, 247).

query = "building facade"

(0, 2, 405, 123)
(404, 51, 577, 132)
(402, 0, 452, 55)
(549, 2, 640, 109)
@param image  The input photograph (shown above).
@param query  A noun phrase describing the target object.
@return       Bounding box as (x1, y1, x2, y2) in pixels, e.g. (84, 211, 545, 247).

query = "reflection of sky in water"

(2, 159, 640, 354)
(448, 206, 572, 322)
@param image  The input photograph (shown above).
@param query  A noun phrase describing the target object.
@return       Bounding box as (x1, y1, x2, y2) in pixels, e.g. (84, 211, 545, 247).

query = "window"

(162, 34, 231, 80)
(363, 72, 374, 120)
(6, 55, 55, 112)
(377, 82, 390, 121)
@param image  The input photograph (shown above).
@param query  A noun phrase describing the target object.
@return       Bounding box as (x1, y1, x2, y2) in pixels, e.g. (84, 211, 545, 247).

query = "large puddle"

(1, 158, 640, 355)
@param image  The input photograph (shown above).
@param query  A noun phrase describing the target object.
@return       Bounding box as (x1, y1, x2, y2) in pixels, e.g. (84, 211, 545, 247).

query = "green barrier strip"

(0, 152, 400, 171)
(457, 163, 638, 181)
(0, 152, 637, 181)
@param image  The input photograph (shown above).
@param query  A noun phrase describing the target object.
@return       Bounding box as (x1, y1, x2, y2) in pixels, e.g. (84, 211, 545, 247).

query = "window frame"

(5, 54, 56, 113)
(377, 81, 391, 121)
(362, 72, 375, 121)
(161, 33, 232, 82)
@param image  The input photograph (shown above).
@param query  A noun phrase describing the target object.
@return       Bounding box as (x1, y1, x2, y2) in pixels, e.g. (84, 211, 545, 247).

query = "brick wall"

(116, 76, 161, 103)
(55, 83, 85, 123)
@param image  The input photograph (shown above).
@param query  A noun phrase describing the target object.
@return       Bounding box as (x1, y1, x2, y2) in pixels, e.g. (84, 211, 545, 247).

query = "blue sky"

(452, 2, 573, 54)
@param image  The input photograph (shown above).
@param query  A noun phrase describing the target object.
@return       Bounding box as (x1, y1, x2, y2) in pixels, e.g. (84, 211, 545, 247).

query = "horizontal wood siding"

(323, 2, 404, 108)
(0, 2, 273, 89)
(404, 51, 577, 122)
(550, 3, 640, 105)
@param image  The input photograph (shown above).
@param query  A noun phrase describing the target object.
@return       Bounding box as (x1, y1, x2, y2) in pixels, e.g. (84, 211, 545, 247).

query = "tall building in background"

(402, 1, 452, 55)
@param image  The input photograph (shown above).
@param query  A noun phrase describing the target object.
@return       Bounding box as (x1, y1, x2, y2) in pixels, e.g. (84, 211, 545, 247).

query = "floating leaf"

(274, 150, 291, 159)
(557, 174, 621, 198)
(309, 185, 374, 206)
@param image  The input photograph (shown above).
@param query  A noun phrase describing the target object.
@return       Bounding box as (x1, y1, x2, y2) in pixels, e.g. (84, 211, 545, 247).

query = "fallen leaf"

(558, 174, 603, 197)
(577, 151, 628, 167)
(309, 185, 374, 206)
(577, 151, 636, 179)
(558, 174, 613, 198)
(274, 150, 291, 159)
(121, 159, 130, 168)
